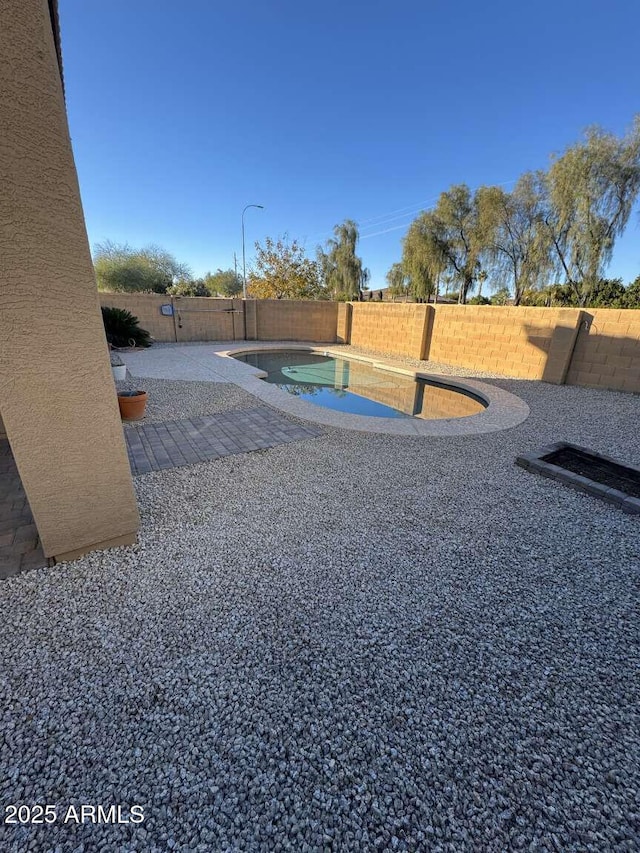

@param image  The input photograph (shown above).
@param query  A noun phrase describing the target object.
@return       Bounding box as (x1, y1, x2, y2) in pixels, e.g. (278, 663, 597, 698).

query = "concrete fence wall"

(336, 303, 352, 344)
(349, 303, 432, 359)
(100, 294, 338, 344)
(99, 293, 176, 342)
(98, 294, 639, 394)
(245, 299, 338, 342)
(426, 306, 584, 383)
(347, 302, 639, 393)
(565, 308, 640, 394)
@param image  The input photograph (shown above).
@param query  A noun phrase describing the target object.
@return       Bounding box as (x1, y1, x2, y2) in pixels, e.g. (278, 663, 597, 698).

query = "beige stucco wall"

(0, 0, 139, 559)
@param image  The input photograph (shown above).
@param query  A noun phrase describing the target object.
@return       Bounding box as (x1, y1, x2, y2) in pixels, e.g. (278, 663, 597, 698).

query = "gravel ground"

(1, 376, 639, 852)
(115, 376, 258, 425)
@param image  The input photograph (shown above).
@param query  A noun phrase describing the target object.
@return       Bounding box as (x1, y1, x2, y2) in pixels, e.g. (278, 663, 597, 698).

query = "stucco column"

(0, 0, 139, 560)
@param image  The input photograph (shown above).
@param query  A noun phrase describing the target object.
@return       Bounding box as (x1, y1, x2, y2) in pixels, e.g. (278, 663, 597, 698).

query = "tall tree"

(476, 269, 488, 298)
(540, 117, 640, 305)
(476, 174, 553, 305)
(361, 267, 371, 294)
(385, 262, 409, 300)
(401, 211, 446, 302)
(94, 241, 191, 293)
(247, 237, 326, 299)
(432, 184, 482, 303)
(203, 269, 243, 297)
(588, 278, 626, 307)
(318, 219, 366, 300)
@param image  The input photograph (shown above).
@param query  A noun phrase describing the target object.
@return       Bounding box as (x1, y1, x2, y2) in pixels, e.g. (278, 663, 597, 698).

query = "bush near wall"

(101, 307, 151, 348)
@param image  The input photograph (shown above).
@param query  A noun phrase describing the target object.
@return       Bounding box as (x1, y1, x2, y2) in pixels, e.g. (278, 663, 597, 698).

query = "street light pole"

(241, 204, 264, 299)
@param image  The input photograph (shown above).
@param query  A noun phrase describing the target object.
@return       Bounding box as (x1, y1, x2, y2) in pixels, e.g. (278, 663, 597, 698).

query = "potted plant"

(110, 351, 127, 381)
(117, 390, 148, 421)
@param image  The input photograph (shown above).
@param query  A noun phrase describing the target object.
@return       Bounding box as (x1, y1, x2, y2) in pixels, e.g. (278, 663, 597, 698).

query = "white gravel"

(115, 377, 258, 425)
(1, 375, 638, 852)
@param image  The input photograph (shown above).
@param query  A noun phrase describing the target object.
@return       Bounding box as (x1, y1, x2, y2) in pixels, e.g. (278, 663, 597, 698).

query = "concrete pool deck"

(120, 341, 530, 436)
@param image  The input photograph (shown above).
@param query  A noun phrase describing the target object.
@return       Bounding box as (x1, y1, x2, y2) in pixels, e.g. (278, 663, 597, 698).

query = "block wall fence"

(99, 295, 338, 344)
(98, 294, 640, 394)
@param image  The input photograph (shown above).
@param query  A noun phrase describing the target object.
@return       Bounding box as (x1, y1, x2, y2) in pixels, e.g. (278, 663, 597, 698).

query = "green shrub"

(468, 295, 490, 305)
(101, 306, 152, 348)
(620, 277, 640, 308)
(166, 279, 210, 297)
(588, 278, 626, 307)
(489, 287, 511, 305)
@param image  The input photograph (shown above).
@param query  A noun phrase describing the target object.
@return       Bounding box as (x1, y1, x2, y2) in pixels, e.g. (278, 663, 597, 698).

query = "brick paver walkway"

(0, 440, 50, 580)
(125, 407, 321, 475)
(1, 408, 319, 578)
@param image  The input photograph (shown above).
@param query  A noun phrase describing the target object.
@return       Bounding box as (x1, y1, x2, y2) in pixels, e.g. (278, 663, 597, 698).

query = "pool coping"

(212, 343, 530, 436)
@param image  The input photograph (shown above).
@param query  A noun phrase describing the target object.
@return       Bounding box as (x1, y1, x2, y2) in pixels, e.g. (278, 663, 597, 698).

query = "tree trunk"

(460, 275, 473, 305)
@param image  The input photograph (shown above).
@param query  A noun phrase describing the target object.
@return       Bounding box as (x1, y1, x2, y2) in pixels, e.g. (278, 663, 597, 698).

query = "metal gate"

(172, 297, 244, 342)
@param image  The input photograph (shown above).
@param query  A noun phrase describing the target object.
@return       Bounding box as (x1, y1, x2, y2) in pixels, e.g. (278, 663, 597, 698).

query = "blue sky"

(61, 0, 640, 290)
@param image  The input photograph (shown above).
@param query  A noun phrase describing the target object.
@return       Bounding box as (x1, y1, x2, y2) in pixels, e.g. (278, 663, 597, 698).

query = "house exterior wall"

(0, 0, 139, 560)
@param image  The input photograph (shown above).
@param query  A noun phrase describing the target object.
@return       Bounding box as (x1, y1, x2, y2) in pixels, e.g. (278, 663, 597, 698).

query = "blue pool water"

(233, 351, 487, 420)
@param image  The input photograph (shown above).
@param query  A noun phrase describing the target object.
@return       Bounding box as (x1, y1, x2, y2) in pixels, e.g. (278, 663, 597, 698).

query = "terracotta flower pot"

(118, 390, 148, 421)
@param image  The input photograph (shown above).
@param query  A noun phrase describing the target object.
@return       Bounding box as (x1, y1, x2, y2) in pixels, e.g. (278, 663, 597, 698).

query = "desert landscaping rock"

(116, 377, 257, 424)
(0, 374, 638, 852)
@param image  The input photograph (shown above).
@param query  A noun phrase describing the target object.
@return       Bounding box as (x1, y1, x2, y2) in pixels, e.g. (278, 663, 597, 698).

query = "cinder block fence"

(99, 294, 640, 395)
(99, 294, 338, 344)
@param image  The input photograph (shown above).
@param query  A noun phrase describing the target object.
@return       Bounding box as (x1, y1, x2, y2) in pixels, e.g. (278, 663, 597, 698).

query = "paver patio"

(0, 407, 320, 577)
(125, 407, 321, 475)
(0, 440, 50, 579)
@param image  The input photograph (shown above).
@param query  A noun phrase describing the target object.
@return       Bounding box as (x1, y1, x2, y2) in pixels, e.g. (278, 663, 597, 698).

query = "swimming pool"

(232, 350, 487, 420)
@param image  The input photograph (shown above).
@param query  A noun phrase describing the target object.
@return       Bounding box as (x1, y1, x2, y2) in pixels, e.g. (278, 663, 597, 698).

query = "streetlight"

(241, 203, 264, 298)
